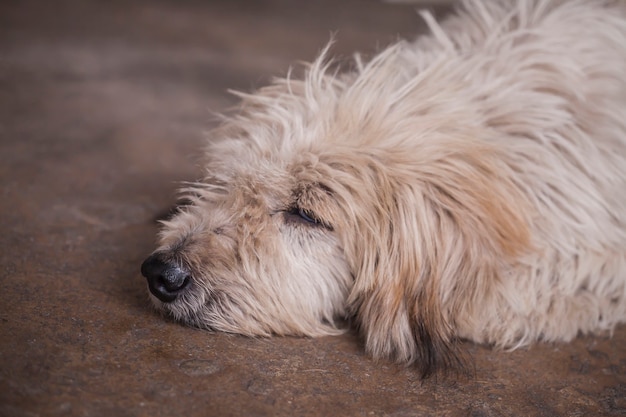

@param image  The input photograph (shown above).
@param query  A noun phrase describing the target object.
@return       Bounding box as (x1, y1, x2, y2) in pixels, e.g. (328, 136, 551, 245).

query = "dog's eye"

(288, 207, 319, 224)
(297, 208, 317, 224)
(283, 207, 333, 231)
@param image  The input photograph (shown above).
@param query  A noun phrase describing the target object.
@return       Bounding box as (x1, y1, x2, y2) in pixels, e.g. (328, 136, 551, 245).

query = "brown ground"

(1, 1, 624, 416)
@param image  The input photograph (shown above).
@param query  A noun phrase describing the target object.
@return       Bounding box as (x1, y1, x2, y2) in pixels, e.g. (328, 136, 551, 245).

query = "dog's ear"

(345, 181, 467, 378)
(338, 143, 531, 378)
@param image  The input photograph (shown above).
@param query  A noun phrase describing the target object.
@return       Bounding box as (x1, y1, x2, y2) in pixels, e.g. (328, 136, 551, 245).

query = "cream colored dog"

(141, 0, 626, 377)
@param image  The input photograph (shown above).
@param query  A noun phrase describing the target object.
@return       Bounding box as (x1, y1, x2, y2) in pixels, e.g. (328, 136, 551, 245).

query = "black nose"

(141, 254, 191, 302)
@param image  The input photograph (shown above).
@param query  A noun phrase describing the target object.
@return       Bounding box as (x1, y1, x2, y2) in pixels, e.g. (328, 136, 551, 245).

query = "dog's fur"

(145, 0, 626, 377)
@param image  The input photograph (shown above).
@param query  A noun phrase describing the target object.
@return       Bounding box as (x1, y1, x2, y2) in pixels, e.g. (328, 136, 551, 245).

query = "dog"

(141, 0, 626, 377)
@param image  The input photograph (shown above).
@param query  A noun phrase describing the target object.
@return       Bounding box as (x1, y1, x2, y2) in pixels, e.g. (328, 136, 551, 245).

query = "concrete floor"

(1, 1, 625, 416)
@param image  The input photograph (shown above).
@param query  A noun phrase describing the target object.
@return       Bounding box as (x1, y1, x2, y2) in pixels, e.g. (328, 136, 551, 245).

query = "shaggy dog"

(141, 0, 626, 377)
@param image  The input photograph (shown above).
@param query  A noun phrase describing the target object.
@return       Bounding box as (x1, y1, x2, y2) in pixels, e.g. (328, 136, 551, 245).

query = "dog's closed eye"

(284, 207, 333, 231)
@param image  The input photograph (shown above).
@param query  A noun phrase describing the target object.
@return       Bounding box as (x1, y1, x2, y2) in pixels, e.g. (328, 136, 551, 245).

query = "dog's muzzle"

(141, 254, 190, 302)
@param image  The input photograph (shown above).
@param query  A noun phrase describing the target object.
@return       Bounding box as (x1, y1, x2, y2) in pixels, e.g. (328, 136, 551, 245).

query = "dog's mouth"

(156, 286, 243, 334)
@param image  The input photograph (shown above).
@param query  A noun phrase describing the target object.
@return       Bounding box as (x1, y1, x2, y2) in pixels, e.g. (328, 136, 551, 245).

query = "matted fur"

(144, 0, 626, 377)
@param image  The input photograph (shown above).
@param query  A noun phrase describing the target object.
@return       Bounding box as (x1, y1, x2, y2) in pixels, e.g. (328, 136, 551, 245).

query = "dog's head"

(142, 155, 353, 338)
(142, 48, 530, 377)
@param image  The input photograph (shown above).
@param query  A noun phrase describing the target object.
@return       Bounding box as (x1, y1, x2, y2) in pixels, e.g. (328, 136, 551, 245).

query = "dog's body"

(142, 0, 626, 376)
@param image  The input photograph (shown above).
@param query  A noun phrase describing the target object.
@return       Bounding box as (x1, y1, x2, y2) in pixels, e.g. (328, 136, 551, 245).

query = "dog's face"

(142, 156, 354, 337)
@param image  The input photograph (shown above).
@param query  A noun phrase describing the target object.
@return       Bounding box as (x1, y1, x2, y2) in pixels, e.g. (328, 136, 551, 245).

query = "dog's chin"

(149, 291, 209, 327)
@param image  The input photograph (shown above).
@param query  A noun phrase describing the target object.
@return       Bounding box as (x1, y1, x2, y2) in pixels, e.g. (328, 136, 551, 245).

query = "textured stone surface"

(0, 1, 624, 416)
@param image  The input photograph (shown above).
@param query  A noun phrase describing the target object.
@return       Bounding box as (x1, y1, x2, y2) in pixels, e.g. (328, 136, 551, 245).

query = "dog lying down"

(141, 0, 626, 377)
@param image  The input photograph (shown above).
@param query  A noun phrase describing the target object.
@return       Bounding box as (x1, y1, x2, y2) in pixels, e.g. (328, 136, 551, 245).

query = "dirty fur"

(143, 0, 626, 378)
